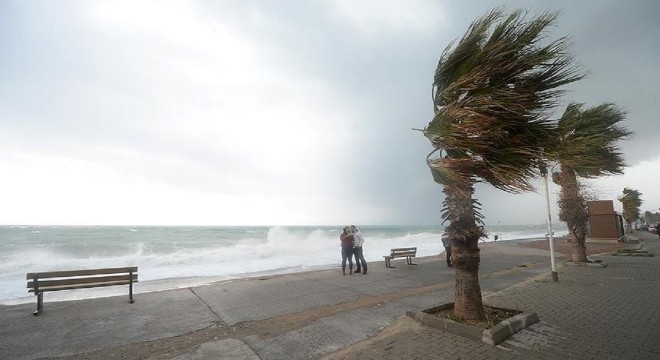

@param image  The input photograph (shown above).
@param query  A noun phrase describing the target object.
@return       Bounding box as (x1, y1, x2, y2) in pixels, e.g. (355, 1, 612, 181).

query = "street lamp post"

(541, 166, 558, 282)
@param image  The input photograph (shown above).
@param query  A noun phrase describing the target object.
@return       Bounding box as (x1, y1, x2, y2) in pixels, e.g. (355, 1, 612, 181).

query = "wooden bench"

(383, 247, 417, 268)
(27, 266, 138, 315)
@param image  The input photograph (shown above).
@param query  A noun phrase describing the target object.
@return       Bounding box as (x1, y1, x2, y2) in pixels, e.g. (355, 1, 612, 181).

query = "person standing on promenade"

(351, 225, 367, 275)
(441, 228, 453, 267)
(340, 226, 354, 275)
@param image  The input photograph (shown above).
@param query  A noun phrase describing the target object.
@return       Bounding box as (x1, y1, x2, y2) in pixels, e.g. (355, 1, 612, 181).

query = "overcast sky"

(1, 0, 658, 226)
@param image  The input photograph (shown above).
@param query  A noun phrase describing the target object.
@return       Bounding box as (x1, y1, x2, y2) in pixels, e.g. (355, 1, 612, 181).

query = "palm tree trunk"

(443, 181, 484, 320)
(453, 240, 483, 319)
(557, 166, 588, 262)
(569, 224, 588, 263)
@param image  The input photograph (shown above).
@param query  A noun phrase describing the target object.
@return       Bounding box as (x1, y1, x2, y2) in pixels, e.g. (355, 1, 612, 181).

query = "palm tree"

(550, 103, 631, 262)
(619, 187, 643, 231)
(423, 9, 582, 320)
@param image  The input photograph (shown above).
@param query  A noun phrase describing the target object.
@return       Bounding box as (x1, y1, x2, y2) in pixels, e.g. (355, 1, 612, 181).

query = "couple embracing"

(339, 225, 368, 275)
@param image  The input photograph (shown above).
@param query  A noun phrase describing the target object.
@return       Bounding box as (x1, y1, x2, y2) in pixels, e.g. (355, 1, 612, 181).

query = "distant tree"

(549, 103, 631, 262)
(644, 211, 660, 224)
(422, 9, 582, 320)
(619, 188, 643, 231)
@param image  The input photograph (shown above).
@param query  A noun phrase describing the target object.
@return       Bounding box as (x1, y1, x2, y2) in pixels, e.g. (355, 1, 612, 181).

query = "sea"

(0, 224, 567, 304)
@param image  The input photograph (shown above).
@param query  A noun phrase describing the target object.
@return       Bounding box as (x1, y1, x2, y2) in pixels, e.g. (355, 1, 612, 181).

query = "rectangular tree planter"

(407, 302, 539, 345)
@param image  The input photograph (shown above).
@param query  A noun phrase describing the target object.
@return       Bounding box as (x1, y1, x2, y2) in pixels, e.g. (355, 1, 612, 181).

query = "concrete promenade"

(335, 231, 660, 360)
(0, 232, 657, 359)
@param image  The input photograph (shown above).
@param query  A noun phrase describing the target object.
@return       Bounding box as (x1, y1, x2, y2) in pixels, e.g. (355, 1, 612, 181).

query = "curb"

(611, 240, 655, 257)
(563, 261, 608, 267)
(483, 312, 539, 345)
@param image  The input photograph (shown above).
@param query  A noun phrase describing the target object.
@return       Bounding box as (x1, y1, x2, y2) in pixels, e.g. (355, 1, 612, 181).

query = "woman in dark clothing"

(340, 226, 354, 275)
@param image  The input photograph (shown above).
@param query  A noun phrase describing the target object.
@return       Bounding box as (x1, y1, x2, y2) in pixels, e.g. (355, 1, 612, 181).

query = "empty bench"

(27, 266, 138, 315)
(383, 247, 417, 268)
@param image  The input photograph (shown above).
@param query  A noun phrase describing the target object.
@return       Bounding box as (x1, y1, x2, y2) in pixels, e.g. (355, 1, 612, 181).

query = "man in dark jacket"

(441, 228, 452, 267)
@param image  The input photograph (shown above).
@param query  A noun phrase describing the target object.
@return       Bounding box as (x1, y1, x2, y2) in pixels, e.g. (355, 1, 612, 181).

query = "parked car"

(650, 226, 657, 234)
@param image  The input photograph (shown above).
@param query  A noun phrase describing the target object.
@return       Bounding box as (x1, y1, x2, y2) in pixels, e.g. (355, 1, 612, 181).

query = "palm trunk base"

(453, 245, 484, 320)
(569, 228, 588, 262)
(571, 239, 587, 262)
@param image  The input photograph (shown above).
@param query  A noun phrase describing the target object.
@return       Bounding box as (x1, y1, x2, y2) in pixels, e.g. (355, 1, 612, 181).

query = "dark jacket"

(441, 233, 451, 248)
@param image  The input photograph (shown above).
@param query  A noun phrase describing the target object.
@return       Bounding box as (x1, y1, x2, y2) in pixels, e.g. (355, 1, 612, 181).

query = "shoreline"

(0, 236, 570, 306)
(0, 263, 341, 306)
(0, 235, 573, 306)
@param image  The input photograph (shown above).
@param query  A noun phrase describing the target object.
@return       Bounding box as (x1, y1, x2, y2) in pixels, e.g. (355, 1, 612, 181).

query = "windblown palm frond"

(553, 102, 631, 177)
(426, 8, 583, 194)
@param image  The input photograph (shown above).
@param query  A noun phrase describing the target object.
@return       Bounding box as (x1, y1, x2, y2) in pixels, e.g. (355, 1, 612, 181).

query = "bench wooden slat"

(390, 251, 416, 257)
(390, 247, 417, 252)
(28, 280, 135, 293)
(27, 274, 138, 289)
(27, 266, 138, 280)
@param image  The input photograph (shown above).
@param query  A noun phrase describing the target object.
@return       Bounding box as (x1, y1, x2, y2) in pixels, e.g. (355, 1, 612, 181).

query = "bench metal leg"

(407, 257, 417, 266)
(129, 270, 135, 304)
(33, 292, 43, 316)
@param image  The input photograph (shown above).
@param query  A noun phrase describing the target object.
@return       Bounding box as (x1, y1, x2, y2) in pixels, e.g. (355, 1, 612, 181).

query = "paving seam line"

(189, 287, 224, 322)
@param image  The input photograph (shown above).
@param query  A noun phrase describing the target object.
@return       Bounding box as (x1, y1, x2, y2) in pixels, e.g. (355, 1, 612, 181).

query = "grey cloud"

(1, 0, 657, 225)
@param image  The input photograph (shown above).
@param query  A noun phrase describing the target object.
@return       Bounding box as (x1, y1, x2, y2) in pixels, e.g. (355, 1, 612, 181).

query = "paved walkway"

(0, 233, 656, 359)
(333, 231, 660, 360)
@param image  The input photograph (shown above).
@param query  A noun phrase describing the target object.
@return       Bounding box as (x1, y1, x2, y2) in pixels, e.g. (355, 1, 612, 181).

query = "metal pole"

(542, 171, 558, 282)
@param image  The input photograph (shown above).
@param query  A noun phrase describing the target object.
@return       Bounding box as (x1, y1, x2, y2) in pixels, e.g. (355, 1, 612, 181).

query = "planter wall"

(407, 303, 539, 345)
